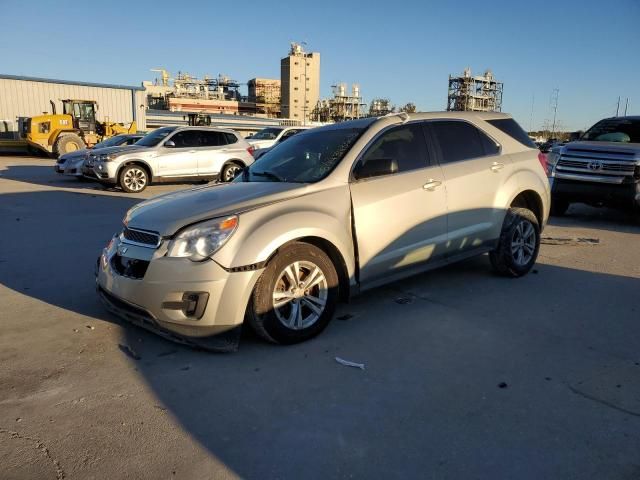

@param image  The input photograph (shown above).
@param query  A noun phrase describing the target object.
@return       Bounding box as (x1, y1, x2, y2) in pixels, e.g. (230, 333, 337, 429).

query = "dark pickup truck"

(548, 116, 640, 216)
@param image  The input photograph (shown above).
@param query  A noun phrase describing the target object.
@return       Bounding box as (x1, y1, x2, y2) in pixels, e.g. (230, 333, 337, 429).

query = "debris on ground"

(394, 296, 414, 305)
(86, 325, 95, 330)
(118, 344, 141, 360)
(335, 357, 365, 370)
(73, 329, 79, 333)
(498, 382, 508, 389)
(337, 314, 354, 321)
(541, 236, 600, 246)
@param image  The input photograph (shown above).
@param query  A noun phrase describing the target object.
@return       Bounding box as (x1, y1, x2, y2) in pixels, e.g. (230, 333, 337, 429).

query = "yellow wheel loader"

(24, 99, 137, 156)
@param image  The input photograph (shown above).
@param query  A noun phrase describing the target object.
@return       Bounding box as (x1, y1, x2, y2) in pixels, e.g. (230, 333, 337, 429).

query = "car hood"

(125, 181, 307, 236)
(90, 145, 145, 156)
(561, 140, 640, 155)
(59, 149, 90, 161)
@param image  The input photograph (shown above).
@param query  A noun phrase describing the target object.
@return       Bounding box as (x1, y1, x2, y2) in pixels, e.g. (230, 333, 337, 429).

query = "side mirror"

(164, 140, 176, 148)
(353, 157, 398, 180)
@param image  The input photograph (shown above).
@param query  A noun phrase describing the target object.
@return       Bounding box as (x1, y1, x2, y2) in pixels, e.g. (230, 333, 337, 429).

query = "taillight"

(247, 146, 255, 156)
(538, 152, 548, 173)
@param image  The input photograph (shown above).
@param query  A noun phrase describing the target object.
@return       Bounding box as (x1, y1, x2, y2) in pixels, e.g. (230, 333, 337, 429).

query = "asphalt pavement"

(1, 156, 639, 480)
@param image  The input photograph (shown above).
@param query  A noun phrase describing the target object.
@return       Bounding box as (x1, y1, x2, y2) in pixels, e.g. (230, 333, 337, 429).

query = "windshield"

(581, 118, 640, 143)
(135, 127, 177, 147)
(251, 128, 283, 140)
(241, 127, 365, 183)
(94, 136, 127, 149)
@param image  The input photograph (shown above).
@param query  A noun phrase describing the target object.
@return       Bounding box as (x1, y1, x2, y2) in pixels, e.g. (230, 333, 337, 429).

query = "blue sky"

(1, 0, 638, 130)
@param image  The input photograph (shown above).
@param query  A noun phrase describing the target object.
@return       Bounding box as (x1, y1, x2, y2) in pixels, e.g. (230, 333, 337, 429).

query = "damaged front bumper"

(95, 234, 263, 352)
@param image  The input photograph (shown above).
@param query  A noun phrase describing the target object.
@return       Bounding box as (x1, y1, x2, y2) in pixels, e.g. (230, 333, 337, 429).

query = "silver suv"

(84, 126, 255, 192)
(96, 112, 549, 350)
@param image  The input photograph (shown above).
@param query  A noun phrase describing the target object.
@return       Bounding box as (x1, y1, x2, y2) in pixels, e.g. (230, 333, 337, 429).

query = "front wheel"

(489, 207, 540, 277)
(119, 165, 148, 193)
(247, 242, 339, 344)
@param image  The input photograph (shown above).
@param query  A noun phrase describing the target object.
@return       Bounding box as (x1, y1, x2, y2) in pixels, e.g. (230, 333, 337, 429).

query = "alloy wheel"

(223, 164, 242, 182)
(511, 220, 536, 266)
(272, 260, 328, 330)
(124, 168, 147, 192)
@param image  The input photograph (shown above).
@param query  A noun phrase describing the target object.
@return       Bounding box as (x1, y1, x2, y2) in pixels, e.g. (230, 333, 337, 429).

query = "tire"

(220, 162, 244, 182)
(119, 164, 149, 193)
(489, 207, 541, 277)
(550, 195, 570, 216)
(247, 242, 340, 344)
(54, 134, 86, 156)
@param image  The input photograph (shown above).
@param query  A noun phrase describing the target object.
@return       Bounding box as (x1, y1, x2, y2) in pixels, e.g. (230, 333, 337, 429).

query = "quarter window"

(355, 123, 428, 177)
(431, 121, 491, 163)
(224, 133, 238, 144)
(200, 131, 227, 147)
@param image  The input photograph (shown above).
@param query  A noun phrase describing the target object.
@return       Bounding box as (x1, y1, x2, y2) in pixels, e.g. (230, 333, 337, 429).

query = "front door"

(427, 120, 511, 255)
(350, 122, 448, 286)
(196, 130, 230, 176)
(157, 129, 200, 177)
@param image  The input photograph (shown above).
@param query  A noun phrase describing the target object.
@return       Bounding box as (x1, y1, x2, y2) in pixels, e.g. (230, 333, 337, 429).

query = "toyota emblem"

(588, 161, 604, 171)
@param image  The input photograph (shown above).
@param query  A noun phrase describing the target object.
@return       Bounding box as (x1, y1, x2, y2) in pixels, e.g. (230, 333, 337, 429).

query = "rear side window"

(356, 123, 429, 176)
(171, 130, 202, 148)
(487, 118, 536, 148)
(430, 121, 486, 163)
(224, 133, 238, 144)
(200, 131, 228, 147)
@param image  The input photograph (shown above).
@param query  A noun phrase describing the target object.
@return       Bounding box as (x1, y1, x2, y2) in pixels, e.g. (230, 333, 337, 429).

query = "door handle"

(423, 179, 442, 191)
(491, 162, 505, 172)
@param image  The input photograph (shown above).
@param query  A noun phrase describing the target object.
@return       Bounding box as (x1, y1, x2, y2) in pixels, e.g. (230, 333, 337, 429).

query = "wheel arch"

(271, 236, 351, 301)
(117, 159, 153, 181)
(510, 189, 544, 226)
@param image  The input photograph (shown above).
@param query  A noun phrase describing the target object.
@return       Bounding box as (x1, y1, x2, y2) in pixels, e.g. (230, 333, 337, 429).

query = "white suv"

(84, 126, 255, 192)
(246, 126, 311, 150)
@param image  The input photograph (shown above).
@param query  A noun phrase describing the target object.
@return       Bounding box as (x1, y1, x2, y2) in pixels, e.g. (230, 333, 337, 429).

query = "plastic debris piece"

(498, 382, 508, 389)
(118, 344, 141, 360)
(337, 314, 354, 321)
(335, 357, 365, 370)
(394, 296, 413, 305)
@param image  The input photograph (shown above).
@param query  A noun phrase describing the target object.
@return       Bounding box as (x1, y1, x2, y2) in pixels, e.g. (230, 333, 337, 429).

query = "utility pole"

(301, 41, 308, 126)
(551, 89, 559, 138)
(529, 93, 535, 132)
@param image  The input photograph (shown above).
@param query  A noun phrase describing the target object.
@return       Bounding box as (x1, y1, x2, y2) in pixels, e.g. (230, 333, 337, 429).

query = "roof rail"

(383, 111, 410, 124)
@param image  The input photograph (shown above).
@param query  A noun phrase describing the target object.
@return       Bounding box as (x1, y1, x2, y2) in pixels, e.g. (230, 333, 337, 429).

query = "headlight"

(167, 216, 238, 261)
(99, 153, 115, 162)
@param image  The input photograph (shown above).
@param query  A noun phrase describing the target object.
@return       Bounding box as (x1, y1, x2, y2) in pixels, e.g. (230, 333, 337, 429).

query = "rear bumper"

(552, 178, 640, 209)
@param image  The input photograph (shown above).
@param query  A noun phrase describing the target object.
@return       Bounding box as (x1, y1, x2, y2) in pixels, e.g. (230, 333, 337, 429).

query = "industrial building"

(447, 68, 503, 112)
(280, 43, 320, 123)
(311, 83, 366, 122)
(248, 78, 281, 118)
(0, 74, 146, 141)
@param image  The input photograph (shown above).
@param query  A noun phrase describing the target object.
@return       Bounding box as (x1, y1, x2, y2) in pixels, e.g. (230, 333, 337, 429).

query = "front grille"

(556, 147, 639, 179)
(122, 227, 160, 247)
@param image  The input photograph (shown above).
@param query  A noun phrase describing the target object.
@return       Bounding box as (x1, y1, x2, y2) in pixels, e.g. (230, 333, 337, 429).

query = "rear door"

(350, 122, 448, 286)
(427, 120, 509, 255)
(197, 130, 230, 176)
(157, 130, 200, 177)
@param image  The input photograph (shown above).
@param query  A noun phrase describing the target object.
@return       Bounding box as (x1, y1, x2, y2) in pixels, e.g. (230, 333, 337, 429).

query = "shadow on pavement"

(2, 188, 640, 478)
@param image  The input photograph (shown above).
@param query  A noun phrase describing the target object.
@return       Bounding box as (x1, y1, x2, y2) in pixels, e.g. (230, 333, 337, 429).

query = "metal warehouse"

(0, 74, 146, 139)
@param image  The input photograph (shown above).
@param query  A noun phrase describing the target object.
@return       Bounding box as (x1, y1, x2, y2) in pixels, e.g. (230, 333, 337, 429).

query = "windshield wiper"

(252, 170, 285, 182)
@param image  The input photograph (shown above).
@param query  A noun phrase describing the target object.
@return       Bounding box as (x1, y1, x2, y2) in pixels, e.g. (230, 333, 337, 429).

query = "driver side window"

(354, 123, 429, 179)
(169, 130, 201, 148)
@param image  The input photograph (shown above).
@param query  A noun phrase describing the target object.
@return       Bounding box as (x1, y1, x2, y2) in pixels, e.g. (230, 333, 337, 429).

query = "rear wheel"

(119, 164, 149, 193)
(489, 207, 540, 277)
(54, 134, 85, 156)
(247, 242, 339, 344)
(220, 162, 244, 182)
